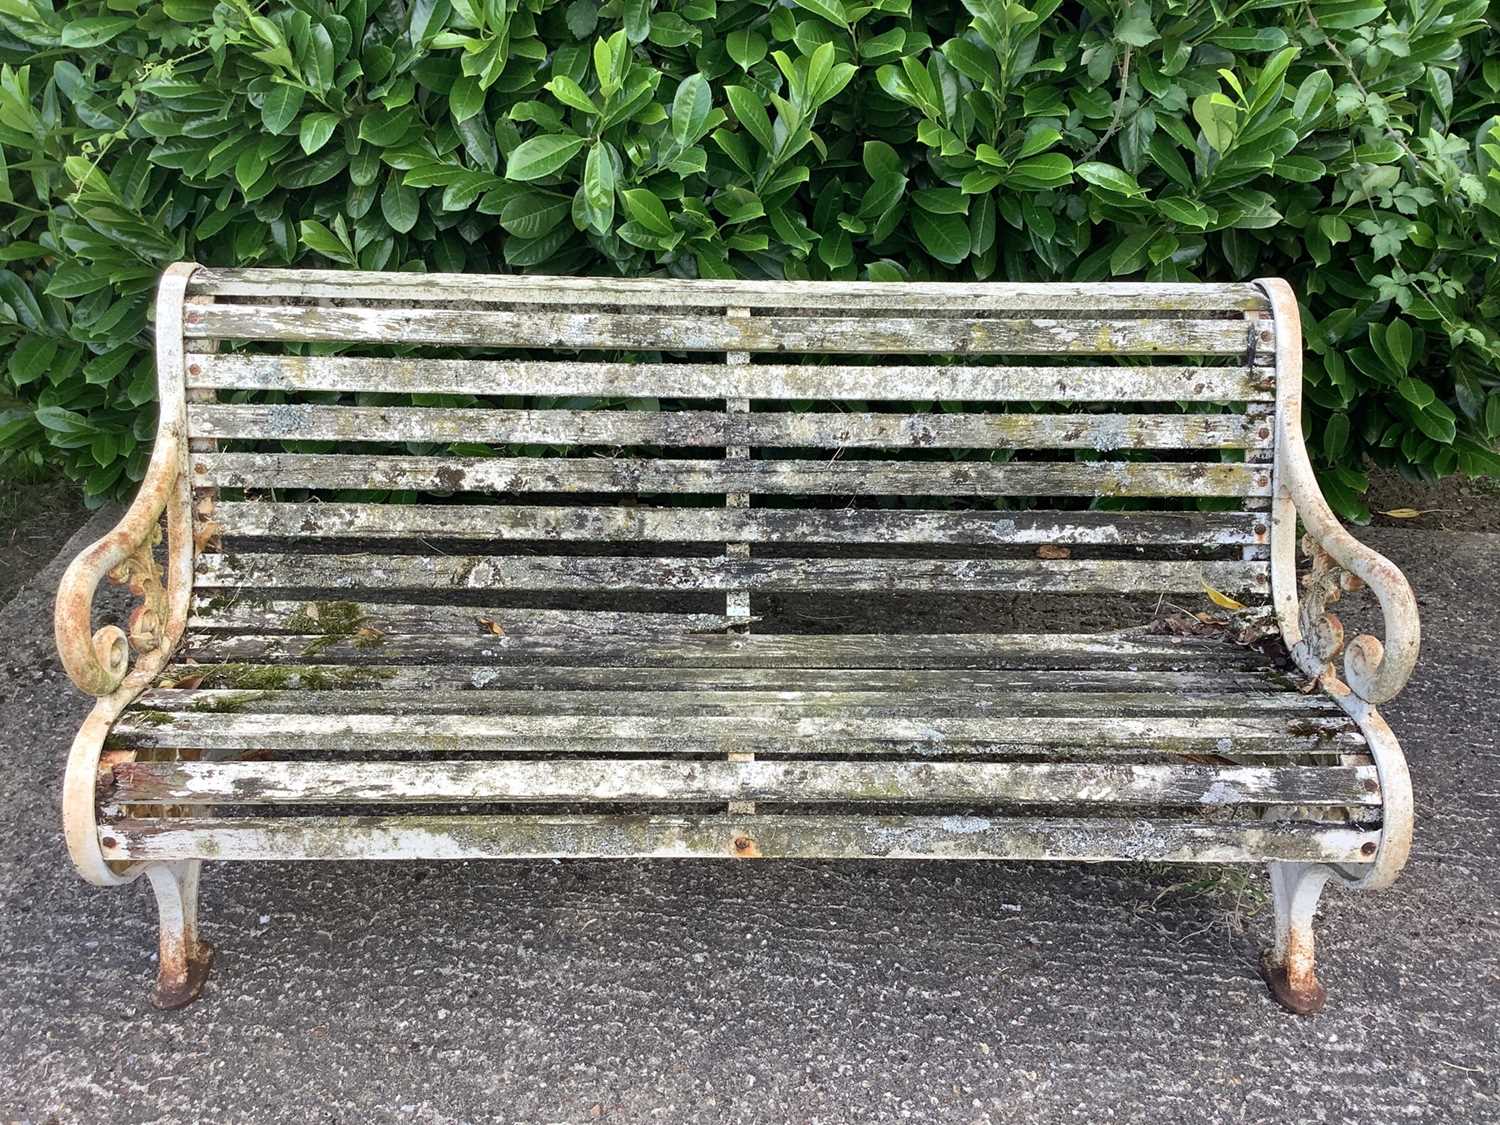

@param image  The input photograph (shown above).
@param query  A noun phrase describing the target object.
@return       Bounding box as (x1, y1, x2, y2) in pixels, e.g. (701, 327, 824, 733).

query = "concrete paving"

(0, 513, 1495, 1124)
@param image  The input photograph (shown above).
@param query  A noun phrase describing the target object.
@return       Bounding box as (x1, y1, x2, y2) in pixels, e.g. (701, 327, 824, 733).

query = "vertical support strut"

(185, 292, 220, 562)
(1262, 861, 1333, 1014)
(146, 860, 214, 1008)
(1243, 310, 1276, 563)
(725, 307, 755, 818)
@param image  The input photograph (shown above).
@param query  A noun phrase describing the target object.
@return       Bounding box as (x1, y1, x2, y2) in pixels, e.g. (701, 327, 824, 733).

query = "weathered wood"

(185, 305, 1254, 355)
(192, 627, 1298, 669)
(190, 404, 731, 446)
(155, 663, 1299, 694)
(192, 552, 1271, 596)
(185, 270, 1271, 312)
(174, 631, 1279, 671)
(189, 355, 1276, 402)
(209, 504, 1268, 547)
(98, 813, 1375, 864)
(109, 759, 1379, 807)
(188, 402, 1270, 451)
(188, 599, 746, 636)
(193, 453, 1272, 497)
(109, 711, 1361, 754)
(135, 686, 1342, 718)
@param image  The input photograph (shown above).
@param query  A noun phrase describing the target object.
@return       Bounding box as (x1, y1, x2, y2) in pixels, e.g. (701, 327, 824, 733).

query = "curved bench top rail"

(184, 269, 1272, 313)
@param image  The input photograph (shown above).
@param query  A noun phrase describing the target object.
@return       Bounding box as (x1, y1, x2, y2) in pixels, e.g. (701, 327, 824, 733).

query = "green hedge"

(1, 0, 1498, 518)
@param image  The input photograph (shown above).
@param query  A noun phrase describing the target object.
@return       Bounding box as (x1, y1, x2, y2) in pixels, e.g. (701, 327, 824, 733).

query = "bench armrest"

(1259, 278, 1420, 705)
(54, 443, 181, 696)
(54, 263, 199, 697)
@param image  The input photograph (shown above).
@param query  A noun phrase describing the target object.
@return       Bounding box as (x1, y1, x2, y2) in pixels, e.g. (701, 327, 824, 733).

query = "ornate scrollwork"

(108, 523, 169, 654)
(1294, 532, 1365, 671)
(55, 452, 184, 698)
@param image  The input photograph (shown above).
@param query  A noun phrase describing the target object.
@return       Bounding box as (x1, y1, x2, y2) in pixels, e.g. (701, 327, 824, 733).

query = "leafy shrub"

(1, 0, 1497, 518)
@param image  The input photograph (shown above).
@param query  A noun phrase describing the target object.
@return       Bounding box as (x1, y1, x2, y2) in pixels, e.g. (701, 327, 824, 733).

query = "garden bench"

(56, 264, 1418, 1013)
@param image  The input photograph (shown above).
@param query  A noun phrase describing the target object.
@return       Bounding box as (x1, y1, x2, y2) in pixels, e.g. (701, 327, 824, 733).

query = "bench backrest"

(166, 267, 1282, 623)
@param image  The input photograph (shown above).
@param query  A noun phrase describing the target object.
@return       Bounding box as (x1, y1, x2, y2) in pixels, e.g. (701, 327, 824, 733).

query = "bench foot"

(1261, 861, 1333, 1015)
(146, 861, 213, 1009)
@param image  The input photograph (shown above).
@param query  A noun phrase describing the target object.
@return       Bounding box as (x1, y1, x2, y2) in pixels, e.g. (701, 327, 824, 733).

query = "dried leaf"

(1036, 544, 1071, 559)
(1201, 579, 1247, 612)
(1377, 507, 1448, 518)
(478, 617, 505, 636)
(1149, 610, 1223, 638)
(193, 519, 223, 553)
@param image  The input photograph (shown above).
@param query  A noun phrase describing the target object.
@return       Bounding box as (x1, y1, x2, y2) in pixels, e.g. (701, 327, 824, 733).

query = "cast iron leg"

(1261, 861, 1333, 1014)
(145, 860, 213, 1009)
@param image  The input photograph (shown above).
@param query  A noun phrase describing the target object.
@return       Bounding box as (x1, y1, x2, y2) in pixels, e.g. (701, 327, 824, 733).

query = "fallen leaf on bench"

(193, 520, 222, 554)
(1150, 611, 1224, 638)
(478, 617, 506, 635)
(1378, 507, 1448, 518)
(1201, 579, 1247, 612)
(1036, 544, 1071, 559)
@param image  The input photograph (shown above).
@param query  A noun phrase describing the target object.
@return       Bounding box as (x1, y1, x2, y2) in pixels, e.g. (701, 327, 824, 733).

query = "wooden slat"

(156, 664, 1301, 694)
(192, 553, 1270, 596)
(170, 631, 1279, 671)
(98, 813, 1375, 864)
(109, 759, 1379, 807)
(210, 504, 1268, 547)
(188, 600, 746, 636)
(135, 687, 1342, 718)
(184, 305, 1253, 355)
(188, 403, 1269, 451)
(744, 411, 1269, 450)
(108, 711, 1361, 754)
(190, 355, 1276, 402)
(190, 626, 1304, 667)
(192, 453, 1273, 497)
(190, 404, 728, 446)
(185, 271, 1271, 312)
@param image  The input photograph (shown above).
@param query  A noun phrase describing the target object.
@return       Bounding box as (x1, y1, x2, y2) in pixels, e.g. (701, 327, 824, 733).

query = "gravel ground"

(0, 511, 1495, 1124)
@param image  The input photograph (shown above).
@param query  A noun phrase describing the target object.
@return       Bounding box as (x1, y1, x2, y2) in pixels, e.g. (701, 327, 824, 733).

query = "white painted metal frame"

(1255, 277, 1417, 1012)
(55, 263, 202, 1006)
(52, 266, 1419, 1014)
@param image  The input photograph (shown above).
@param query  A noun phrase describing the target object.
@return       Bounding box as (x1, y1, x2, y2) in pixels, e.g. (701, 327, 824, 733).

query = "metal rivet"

(1360, 841, 1377, 857)
(188, 363, 201, 376)
(100, 836, 118, 849)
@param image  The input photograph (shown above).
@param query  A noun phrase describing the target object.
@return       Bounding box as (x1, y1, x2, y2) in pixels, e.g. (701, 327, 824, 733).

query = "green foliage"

(1, 0, 1498, 517)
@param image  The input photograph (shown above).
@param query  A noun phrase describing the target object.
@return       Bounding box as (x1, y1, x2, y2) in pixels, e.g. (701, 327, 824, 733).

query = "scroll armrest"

(1256, 276, 1419, 706)
(54, 434, 181, 697)
(1279, 460, 1420, 705)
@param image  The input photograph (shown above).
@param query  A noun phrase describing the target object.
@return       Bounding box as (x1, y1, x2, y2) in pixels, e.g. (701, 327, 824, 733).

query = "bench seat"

(56, 267, 1418, 1012)
(97, 629, 1379, 866)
